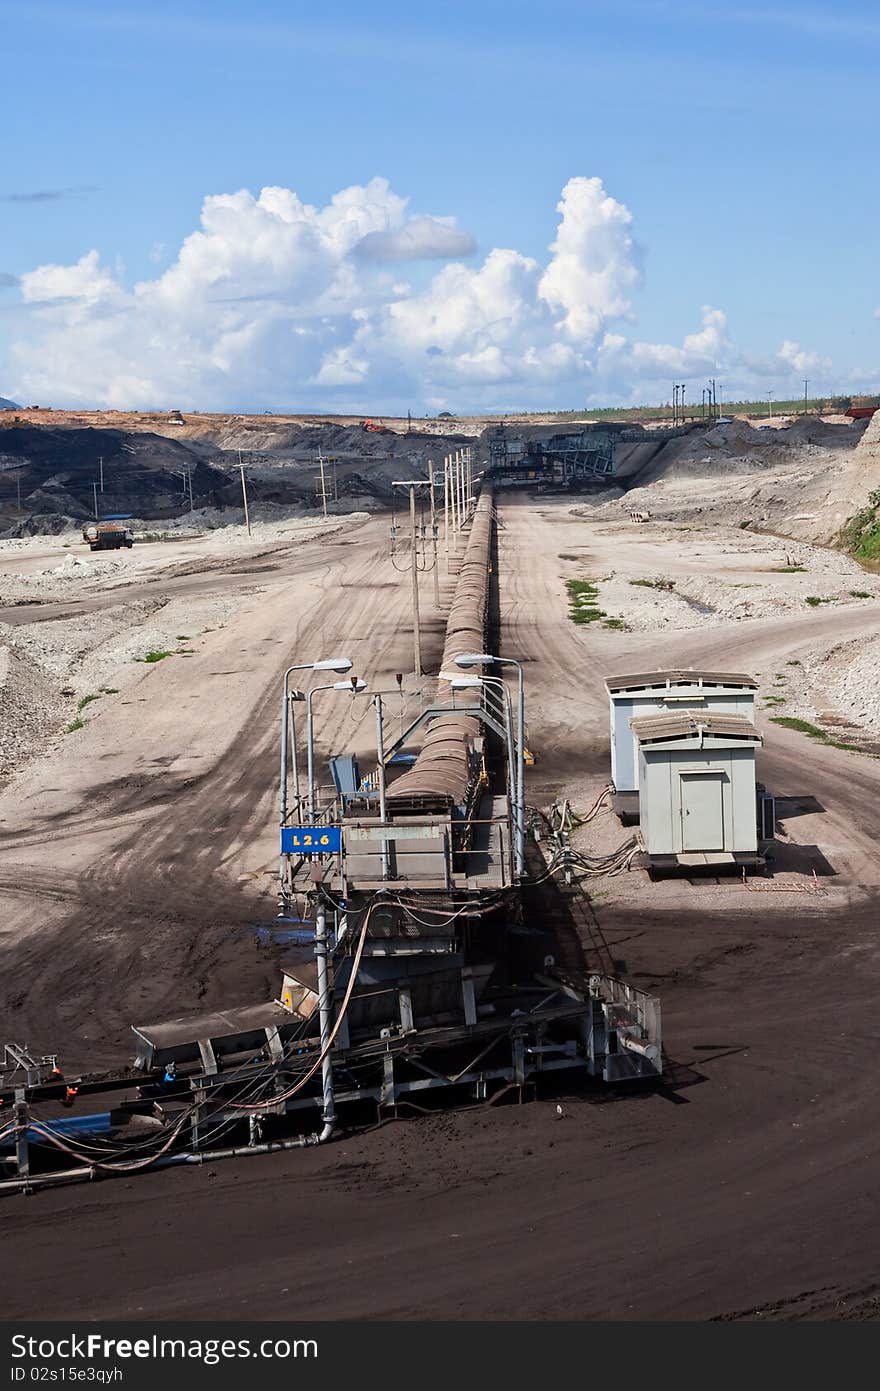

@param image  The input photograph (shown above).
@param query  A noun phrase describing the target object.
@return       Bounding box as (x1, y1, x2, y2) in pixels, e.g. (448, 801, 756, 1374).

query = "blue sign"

(281, 825, 341, 855)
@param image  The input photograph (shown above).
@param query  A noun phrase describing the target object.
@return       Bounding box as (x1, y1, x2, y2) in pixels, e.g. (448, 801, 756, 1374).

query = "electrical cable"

(236, 894, 373, 1112)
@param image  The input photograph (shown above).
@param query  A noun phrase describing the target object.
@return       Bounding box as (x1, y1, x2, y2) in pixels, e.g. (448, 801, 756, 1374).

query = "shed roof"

(630, 709, 762, 745)
(605, 669, 757, 694)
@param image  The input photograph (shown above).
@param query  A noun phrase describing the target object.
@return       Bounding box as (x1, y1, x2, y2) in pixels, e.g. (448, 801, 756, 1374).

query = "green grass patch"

(628, 576, 675, 591)
(175, 634, 191, 641)
(602, 617, 627, 631)
(773, 717, 823, 734)
(805, 595, 835, 607)
(770, 715, 864, 755)
(840, 490, 880, 565)
(849, 590, 872, 599)
(739, 519, 750, 529)
(65, 717, 85, 733)
(136, 649, 172, 663)
(566, 578, 606, 624)
(100, 686, 119, 694)
(773, 565, 805, 573)
(76, 693, 101, 712)
(528, 394, 856, 424)
(763, 696, 786, 707)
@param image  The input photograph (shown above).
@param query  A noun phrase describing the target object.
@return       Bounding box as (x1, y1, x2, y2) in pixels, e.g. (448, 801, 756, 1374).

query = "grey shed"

(605, 669, 757, 794)
(630, 709, 762, 859)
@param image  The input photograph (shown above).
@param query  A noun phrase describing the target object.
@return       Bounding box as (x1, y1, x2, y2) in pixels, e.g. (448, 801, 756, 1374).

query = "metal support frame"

(0, 987, 661, 1192)
(14, 1090, 29, 1184)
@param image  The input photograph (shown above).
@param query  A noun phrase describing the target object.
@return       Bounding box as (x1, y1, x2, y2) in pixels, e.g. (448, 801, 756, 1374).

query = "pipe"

(620, 1035, 661, 1064)
(0, 1127, 336, 1197)
(313, 900, 336, 1132)
(374, 694, 390, 879)
(506, 659, 525, 880)
(179, 1124, 335, 1166)
(280, 667, 307, 823)
(481, 675, 519, 879)
(306, 689, 318, 822)
(290, 701, 301, 820)
(280, 684, 290, 824)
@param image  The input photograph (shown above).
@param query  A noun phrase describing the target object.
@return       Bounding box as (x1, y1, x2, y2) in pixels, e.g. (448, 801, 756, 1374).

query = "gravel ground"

(5, 490, 880, 1322)
(0, 510, 367, 782)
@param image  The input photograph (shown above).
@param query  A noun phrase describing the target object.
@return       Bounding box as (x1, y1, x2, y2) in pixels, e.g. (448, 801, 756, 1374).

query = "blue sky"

(1, 0, 878, 411)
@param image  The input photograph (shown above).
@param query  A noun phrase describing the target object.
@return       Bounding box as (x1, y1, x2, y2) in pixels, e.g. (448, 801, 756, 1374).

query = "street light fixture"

(442, 673, 482, 690)
(280, 657, 354, 823)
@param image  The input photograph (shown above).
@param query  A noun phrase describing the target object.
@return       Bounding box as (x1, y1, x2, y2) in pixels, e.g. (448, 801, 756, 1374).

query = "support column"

(14, 1089, 29, 1183)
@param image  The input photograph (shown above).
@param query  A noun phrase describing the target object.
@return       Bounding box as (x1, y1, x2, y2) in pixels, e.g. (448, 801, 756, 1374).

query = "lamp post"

(307, 678, 367, 821)
(279, 657, 352, 824)
(453, 651, 526, 878)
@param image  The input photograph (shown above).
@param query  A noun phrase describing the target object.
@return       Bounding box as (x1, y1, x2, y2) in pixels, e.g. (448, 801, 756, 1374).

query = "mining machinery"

(1, 483, 660, 1194)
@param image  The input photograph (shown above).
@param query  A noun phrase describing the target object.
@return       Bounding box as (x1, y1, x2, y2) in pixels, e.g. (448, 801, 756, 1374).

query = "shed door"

(679, 771, 724, 852)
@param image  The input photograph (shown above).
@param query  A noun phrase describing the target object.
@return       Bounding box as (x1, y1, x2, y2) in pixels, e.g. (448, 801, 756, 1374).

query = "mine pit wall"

(386, 485, 495, 810)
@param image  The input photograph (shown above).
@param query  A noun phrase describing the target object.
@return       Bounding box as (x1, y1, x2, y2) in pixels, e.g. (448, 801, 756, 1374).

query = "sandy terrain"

(2, 487, 880, 1321)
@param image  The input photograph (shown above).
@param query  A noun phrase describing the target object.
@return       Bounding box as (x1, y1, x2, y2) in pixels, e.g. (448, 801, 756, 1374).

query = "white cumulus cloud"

(355, 216, 476, 261)
(1, 174, 837, 412)
(538, 176, 640, 341)
(777, 339, 833, 375)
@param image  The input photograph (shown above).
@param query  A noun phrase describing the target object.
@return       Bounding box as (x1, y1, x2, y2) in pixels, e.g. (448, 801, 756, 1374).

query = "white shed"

(631, 710, 763, 866)
(605, 669, 757, 797)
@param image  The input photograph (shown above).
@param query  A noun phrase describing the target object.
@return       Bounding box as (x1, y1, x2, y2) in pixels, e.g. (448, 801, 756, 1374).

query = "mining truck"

(82, 522, 134, 551)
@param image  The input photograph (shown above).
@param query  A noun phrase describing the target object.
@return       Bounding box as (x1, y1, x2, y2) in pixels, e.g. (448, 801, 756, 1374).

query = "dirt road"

(4, 495, 880, 1321)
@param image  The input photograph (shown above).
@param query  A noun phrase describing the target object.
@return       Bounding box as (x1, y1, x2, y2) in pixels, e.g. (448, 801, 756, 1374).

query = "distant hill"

(0, 424, 239, 521)
(0, 396, 20, 410)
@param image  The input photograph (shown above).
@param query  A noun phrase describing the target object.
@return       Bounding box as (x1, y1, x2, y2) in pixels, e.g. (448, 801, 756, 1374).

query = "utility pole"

(443, 454, 450, 574)
(408, 484, 422, 676)
(392, 480, 437, 676)
(93, 480, 99, 520)
(238, 452, 251, 536)
(318, 452, 328, 518)
(766, 391, 774, 421)
(458, 448, 466, 528)
(187, 468, 194, 513)
(99, 455, 104, 493)
(427, 457, 440, 608)
(803, 379, 809, 414)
